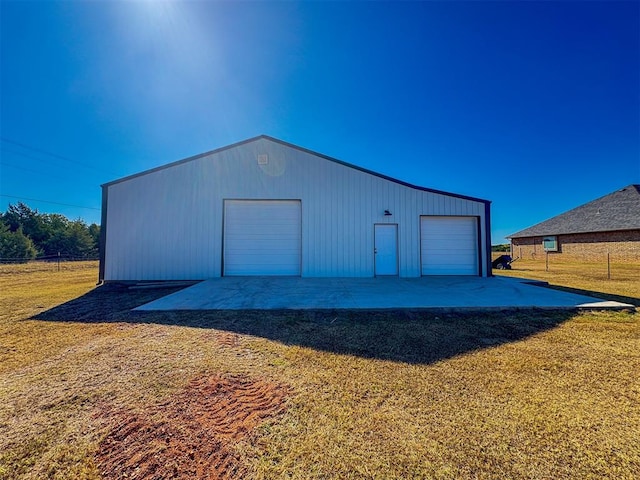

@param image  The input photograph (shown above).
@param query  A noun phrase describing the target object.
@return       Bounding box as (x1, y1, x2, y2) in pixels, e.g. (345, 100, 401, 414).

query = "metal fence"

(0, 253, 98, 263)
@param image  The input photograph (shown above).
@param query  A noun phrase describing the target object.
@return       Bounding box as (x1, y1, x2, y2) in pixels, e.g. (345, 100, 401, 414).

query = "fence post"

(57, 252, 60, 272)
(607, 252, 611, 280)
(546, 250, 549, 272)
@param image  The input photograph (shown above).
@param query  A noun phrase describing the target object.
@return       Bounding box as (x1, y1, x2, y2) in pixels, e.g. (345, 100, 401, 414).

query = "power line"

(1, 147, 67, 168)
(0, 161, 42, 174)
(0, 161, 71, 181)
(1, 148, 102, 182)
(0, 194, 100, 211)
(0, 137, 121, 176)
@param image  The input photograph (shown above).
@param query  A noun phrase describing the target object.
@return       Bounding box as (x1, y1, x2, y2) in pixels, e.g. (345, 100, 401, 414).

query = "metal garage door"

(224, 200, 301, 276)
(421, 216, 479, 275)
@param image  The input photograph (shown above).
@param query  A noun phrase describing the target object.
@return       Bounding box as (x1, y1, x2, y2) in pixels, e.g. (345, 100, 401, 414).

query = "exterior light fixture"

(384, 210, 392, 216)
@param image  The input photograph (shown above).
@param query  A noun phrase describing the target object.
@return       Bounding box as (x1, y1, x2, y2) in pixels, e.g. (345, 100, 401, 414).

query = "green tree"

(67, 219, 97, 257)
(43, 219, 96, 258)
(1, 203, 100, 258)
(0, 223, 37, 262)
(1, 202, 50, 247)
(88, 223, 100, 253)
(40, 214, 70, 256)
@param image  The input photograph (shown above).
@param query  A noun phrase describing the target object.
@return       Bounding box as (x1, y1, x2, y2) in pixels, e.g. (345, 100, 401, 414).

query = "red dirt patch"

(212, 332, 241, 348)
(96, 375, 289, 479)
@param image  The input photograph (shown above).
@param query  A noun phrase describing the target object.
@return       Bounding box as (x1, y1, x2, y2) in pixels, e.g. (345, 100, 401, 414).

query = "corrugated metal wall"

(104, 138, 487, 280)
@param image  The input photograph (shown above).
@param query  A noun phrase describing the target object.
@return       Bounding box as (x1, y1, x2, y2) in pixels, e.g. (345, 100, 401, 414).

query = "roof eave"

(100, 135, 266, 188)
(509, 226, 640, 239)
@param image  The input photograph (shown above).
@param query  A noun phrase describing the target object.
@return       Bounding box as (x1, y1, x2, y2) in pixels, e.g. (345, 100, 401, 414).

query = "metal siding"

(104, 138, 489, 280)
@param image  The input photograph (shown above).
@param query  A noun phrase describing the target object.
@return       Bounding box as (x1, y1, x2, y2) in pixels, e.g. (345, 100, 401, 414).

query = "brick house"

(508, 185, 640, 262)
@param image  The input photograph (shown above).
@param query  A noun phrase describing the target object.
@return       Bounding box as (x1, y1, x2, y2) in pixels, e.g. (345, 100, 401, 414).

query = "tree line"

(0, 203, 100, 262)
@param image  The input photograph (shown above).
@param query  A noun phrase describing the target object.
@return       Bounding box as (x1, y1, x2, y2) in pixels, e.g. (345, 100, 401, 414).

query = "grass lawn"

(1, 261, 639, 479)
(493, 256, 640, 306)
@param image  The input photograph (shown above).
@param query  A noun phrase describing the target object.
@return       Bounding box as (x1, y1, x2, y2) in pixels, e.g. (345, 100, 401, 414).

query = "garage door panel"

(421, 216, 478, 275)
(426, 251, 477, 260)
(224, 251, 299, 260)
(225, 238, 299, 249)
(224, 200, 301, 276)
(429, 238, 475, 247)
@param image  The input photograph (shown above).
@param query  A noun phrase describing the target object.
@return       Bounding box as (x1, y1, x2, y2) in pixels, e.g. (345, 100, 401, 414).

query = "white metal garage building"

(99, 136, 492, 282)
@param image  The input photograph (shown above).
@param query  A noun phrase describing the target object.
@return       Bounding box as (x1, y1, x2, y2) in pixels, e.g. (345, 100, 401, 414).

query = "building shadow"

(543, 284, 640, 307)
(33, 284, 578, 365)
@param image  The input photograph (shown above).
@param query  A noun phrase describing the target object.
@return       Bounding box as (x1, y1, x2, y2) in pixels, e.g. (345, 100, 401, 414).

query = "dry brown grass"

(1, 262, 639, 479)
(494, 257, 640, 304)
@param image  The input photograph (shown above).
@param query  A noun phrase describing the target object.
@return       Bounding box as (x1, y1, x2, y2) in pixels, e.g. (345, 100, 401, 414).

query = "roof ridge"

(508, 184, 640, 238)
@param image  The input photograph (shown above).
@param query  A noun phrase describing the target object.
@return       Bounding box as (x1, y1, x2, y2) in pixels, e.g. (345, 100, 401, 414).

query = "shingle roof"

(508, 185, 640, 238)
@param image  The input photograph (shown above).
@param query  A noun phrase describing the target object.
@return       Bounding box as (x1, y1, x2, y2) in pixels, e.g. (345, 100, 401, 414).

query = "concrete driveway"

(134, 276, 634, 311)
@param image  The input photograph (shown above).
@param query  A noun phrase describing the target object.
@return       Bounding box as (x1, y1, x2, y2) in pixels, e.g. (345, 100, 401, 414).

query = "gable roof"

(102, 135, 489, 204)
(509, 184, 640, 238)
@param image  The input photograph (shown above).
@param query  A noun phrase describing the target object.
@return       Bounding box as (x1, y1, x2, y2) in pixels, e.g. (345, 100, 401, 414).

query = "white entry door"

(374, 224, 398, 276)
(224, 200, 301, 276)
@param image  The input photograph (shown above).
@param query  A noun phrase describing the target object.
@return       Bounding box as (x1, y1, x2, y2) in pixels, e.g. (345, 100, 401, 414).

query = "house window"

(542, 236, 558, 252)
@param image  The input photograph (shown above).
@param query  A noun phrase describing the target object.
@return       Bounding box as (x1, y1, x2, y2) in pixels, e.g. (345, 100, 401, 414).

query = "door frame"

(374, 223, 399, 276)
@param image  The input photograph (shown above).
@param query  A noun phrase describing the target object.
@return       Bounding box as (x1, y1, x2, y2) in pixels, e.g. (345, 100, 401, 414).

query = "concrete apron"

(133, 276, 635, 311)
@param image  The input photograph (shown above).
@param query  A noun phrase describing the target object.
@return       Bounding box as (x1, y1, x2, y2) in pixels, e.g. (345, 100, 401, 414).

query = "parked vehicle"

(492, 255, 514, 270)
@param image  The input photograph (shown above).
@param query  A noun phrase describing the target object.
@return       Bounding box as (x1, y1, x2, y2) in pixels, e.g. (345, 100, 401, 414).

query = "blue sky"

(1, 0, 638, 243)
